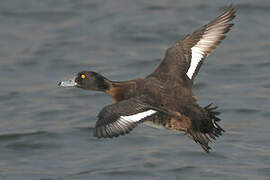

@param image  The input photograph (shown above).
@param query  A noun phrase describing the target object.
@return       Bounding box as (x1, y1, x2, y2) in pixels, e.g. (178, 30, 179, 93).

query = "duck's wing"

(151, 5, 236, 85)
(94, 98, 171, 138)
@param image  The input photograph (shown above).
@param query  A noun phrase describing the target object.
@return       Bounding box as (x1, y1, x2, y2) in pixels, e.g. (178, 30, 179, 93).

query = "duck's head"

(58, 71, 109, 91)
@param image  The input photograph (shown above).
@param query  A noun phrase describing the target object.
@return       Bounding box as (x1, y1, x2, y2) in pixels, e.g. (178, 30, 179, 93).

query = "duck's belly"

(143, 113, 191, 132)
(142, 114, 172, 130)
(143, 121, 169, 130)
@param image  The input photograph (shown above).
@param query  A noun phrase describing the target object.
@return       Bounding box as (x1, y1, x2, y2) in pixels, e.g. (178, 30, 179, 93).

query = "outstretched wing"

(151, 5, 236, 84)
(94, 98, 163, 138)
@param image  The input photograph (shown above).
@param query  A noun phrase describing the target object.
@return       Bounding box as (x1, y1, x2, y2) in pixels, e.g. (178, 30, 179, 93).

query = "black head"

(75, 71, 109, 91)
(58, 71, 109, 91)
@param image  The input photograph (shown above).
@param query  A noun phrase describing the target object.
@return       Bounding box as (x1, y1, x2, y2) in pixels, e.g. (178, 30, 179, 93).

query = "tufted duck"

(59, 5, 236, 152)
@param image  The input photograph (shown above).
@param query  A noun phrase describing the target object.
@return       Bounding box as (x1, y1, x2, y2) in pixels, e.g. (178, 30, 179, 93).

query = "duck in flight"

(59, 5, 236, 152)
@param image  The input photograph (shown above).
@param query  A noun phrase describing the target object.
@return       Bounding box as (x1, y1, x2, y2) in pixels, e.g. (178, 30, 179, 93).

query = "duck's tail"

(187, 103, 225, 152)
(204, 103, 225, 135)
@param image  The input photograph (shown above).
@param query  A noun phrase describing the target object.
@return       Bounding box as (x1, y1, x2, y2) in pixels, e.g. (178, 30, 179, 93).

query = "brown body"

(107, 74, 201, 132)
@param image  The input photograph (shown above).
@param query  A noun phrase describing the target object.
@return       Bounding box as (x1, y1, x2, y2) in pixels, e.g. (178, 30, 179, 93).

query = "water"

(0, 0, 270, 179)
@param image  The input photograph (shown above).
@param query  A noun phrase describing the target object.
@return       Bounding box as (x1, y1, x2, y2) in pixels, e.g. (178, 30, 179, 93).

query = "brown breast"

(105, 79, 143, 102)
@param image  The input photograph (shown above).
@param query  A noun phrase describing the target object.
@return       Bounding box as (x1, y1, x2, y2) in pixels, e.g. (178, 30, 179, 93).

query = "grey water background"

(0, 0, 270, 179)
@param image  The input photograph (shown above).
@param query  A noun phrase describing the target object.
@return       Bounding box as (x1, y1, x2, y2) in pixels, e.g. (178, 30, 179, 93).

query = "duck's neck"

(105, 81, 136, 102)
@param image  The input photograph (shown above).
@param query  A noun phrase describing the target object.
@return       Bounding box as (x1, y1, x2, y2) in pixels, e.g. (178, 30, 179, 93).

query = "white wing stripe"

(187, 46, 204, 79)
(120, 110, 157, 123)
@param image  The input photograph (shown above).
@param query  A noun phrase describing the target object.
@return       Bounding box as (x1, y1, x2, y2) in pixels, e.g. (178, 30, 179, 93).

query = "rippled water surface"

(1, 0, 270, 179)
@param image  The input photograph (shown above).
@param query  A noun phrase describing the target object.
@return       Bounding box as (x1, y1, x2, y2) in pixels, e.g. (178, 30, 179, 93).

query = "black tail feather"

(188, 103, 224, 153)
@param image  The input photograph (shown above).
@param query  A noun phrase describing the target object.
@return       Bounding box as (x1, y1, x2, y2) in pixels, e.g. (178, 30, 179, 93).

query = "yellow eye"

(81, 74, 86, 79)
